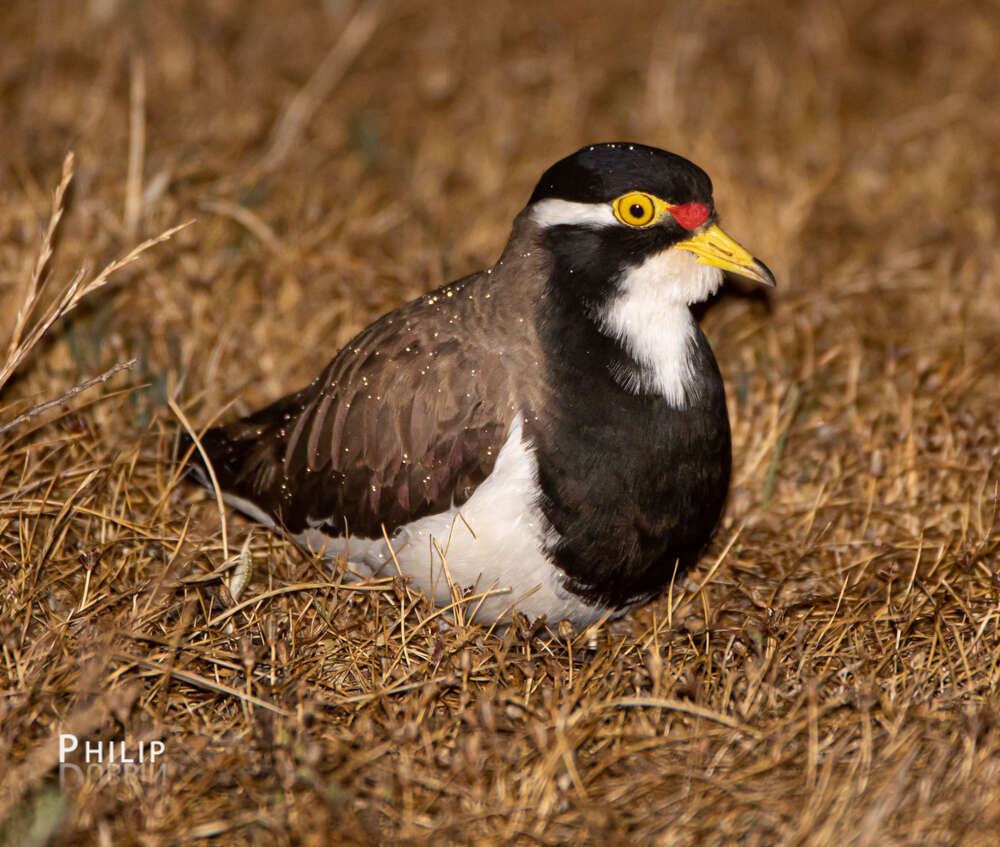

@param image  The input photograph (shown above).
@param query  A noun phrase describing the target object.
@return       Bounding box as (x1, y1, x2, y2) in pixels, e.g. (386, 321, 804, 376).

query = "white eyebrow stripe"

(531, 198, 618, 228)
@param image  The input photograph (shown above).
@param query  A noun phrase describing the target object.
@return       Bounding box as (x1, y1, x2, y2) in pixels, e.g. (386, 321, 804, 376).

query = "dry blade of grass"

(3, 153, 76, 382)
(0, 358, 137, 438)
(258, 0, 384, 173)
(0, 163, 192, 401)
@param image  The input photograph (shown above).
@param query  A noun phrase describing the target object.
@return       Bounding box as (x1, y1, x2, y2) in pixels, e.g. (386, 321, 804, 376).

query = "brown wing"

(191, 274, 520, 537)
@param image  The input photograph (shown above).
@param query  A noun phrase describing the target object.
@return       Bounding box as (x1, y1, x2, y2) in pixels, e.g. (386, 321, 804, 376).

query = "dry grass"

(1, 0, 999, 844)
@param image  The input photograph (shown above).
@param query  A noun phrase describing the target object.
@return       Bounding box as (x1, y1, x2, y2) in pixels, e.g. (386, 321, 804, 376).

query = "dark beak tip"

(756, 259, 777, 287)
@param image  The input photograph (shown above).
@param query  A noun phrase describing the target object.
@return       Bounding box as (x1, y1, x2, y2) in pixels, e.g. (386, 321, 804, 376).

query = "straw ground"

(1, 0, 999, 843)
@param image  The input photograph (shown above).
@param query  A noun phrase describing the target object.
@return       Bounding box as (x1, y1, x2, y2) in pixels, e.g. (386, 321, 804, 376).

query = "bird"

(182, 142, 775, 629)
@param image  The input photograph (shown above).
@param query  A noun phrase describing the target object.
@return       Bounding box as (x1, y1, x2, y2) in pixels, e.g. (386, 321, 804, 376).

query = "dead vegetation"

(1, 0, 999, 844)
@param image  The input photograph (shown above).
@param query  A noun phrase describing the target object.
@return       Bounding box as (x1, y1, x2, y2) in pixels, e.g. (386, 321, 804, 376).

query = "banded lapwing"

(183, 143, 775, 628)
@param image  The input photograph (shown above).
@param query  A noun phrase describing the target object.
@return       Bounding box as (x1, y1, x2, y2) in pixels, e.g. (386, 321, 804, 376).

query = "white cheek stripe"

(531, 199, 618, 229)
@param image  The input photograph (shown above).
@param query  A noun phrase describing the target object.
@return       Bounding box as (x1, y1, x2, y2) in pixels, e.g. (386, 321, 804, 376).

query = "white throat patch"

(601, 248, 723, 407)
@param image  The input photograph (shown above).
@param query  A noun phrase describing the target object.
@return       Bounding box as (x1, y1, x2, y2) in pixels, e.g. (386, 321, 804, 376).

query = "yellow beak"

(673, 223, 776, 287)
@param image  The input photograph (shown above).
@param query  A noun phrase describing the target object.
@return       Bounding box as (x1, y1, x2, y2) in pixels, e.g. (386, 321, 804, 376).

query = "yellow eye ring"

(613, 192, 658, 227)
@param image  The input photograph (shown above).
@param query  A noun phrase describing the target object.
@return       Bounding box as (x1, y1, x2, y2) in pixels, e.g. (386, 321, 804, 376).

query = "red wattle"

(671, 202, 709, 230)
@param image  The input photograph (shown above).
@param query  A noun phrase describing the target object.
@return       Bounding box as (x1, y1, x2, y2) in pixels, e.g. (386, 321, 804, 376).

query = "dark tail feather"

(178, 424, 255, 492)
(177, 388, 308, 517)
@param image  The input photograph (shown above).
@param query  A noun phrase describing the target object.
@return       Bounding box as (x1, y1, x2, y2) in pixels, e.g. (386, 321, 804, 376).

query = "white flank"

(531, 198, 617, 229)
(228, 417, 614, 628)
(601, 248, 723, 407)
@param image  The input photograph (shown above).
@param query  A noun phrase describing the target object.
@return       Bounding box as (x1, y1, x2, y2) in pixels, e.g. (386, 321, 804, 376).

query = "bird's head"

(525, 143, 775, 311)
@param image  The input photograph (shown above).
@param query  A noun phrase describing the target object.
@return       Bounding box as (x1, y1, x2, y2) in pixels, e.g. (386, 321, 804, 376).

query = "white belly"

(224, 418, 612, 628)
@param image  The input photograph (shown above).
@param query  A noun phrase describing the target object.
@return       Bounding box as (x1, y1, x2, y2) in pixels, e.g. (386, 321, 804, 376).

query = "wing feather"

(191, 276, 522, 538)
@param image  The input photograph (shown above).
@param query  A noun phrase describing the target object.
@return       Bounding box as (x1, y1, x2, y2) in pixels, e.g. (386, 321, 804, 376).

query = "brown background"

(1, 0, 999, 843)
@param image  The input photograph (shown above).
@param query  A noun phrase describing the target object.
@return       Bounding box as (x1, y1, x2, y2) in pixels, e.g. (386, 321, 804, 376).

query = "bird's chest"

(529, 339, 731, 605)
(549, 380, 730, 506)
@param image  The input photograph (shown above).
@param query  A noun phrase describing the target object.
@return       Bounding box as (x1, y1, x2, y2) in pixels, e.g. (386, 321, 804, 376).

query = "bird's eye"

(613, 192, 657, 227)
